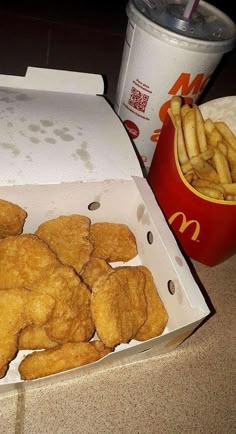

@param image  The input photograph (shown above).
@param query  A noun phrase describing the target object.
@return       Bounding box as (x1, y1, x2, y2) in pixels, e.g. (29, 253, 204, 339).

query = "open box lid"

(0, 67, 142, 186)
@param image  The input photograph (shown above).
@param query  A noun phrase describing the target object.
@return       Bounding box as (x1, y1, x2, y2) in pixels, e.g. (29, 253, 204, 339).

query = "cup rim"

(127, 0, 236, 54)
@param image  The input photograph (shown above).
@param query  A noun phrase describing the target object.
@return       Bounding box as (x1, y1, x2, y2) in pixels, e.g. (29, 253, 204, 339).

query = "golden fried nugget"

(0, 288, 55, 378)
(135, 266, 168, 341)
(0, 234, 59, 289)
(29, 265, 95, 343)
(18, 325, 58, 350)
(0, 199, 27, 239)
(19, 341, 112, 380)
(91, 267, 147, 347)
(90, 223, 137, 262)
(80, 257, 113, 290)
(35, 215, 93, 274)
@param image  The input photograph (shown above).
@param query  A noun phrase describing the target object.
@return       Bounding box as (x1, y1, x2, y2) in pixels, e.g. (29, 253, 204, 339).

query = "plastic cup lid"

(128, 0, 236, 53)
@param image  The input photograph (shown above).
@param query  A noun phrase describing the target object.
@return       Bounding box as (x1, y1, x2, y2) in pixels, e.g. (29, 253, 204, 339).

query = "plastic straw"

(183, 0, 200, 20)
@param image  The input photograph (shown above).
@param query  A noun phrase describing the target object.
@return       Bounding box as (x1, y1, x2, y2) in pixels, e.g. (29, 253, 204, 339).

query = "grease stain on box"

(45, 137, 57, 144)
(25, 154, 33, 162)
(0, 96, 12, 103)
(175, 256, 184, 267)
(40, 120, 54, 128)
(15, 94, 32, 101)
(61, 134, 74, 142)
(28, 124, 41, 133)
(136, 203, 150, 225)
(137, 204, 145, 221)
(0, 142, 20, 156)
(6, 179, 17, 184)
(53, 129, 74, 141)
(30, 137, 40, 144)
(73, 142, 94, 171)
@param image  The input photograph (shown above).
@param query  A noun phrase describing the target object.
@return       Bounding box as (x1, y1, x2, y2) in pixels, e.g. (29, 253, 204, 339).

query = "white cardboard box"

(0, 68, 210, 391)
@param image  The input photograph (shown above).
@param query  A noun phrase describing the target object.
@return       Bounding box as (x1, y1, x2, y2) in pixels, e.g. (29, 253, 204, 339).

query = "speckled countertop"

(0, 255, 235, 434)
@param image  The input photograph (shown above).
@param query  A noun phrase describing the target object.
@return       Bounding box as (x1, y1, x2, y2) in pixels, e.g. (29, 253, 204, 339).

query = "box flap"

(0, 67, 104, 95)
(0, 68, 143, 185)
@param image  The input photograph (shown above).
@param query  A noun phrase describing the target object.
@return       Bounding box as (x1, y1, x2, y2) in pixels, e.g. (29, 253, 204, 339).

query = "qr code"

(128, 87, 149, 113)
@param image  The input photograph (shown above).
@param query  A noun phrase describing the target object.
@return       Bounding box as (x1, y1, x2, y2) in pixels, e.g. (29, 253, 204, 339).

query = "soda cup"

(115, 0, 236, 171)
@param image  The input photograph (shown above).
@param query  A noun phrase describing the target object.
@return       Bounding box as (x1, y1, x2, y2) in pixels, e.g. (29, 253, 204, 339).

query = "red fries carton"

(148, 98, 236, 267)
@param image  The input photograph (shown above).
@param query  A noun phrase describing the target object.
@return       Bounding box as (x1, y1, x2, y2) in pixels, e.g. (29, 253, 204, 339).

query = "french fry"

(217, 141, 228, 157)
(194, 186, 224, 200)
(207, 127, 223, 148)
(204, 118, 215, 136)
(200, 148, 214, 161)
(192, 179, 225, 194)
(213, 148, 232, 184)
(229, 162, 236, 182)
(170, 96, 182, 117)
(181, 104, 191, 119)
(181, 160, 192, 174)
(225, 195, 234, 201)
(184, 170, 195, 183)
(215, 121, 236, 152)
(190, 155, 219, 184)
(176, 114, 189, 164)
(182, 108, 200, 159)
(170, 97, 189, 164)
(222, 142, 236, 182)
(193, 104, 208, 153)
(221, 183, 236, 195)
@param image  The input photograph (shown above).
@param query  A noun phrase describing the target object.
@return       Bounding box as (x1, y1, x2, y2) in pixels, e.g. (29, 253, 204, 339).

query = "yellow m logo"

(168, 212, 200, 241)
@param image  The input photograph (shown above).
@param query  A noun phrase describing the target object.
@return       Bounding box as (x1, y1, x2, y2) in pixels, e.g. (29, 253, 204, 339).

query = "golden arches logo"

(168, 212, 200, 241)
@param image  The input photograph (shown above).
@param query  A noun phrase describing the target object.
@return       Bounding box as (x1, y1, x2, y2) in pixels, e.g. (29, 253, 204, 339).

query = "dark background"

(0, 1, 235, 104)
(0, 1, 234, 19)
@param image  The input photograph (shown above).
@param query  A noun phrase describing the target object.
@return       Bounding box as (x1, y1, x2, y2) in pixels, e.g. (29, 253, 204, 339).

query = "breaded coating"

(80, 257, 113, 290)
(0, 199, 27, 239)
(19, 341, 112, 380)
(35, 215, 93, 274)
(0, 234, 59, 289)
(90, 222, 137, 262)
(91, 267, 147, 347)
(135, 266, 168, 341)
(29, 265, 95, 343)
(18, 325, 58, 350)
(0, 288, 55, 378)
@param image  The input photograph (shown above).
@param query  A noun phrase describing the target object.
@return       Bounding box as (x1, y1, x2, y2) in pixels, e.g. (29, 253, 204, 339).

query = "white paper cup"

(115, 0, 236, 171)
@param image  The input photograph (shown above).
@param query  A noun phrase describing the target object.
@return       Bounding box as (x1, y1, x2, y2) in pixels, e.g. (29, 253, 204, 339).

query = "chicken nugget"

(0, 288, 55, 378)
(35, 215, 93, 274)
(0, 198, 27, 239)
(19, 341, 112, 380)
(0, 234, 59, 289)
(80, 257, 113, 290)
(91, 267, 147, 347)
(135, 266, 168, 341)
(30, 265, 95, 343)
(90, 222, 137, 262)
(18, 325, 58, 350)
